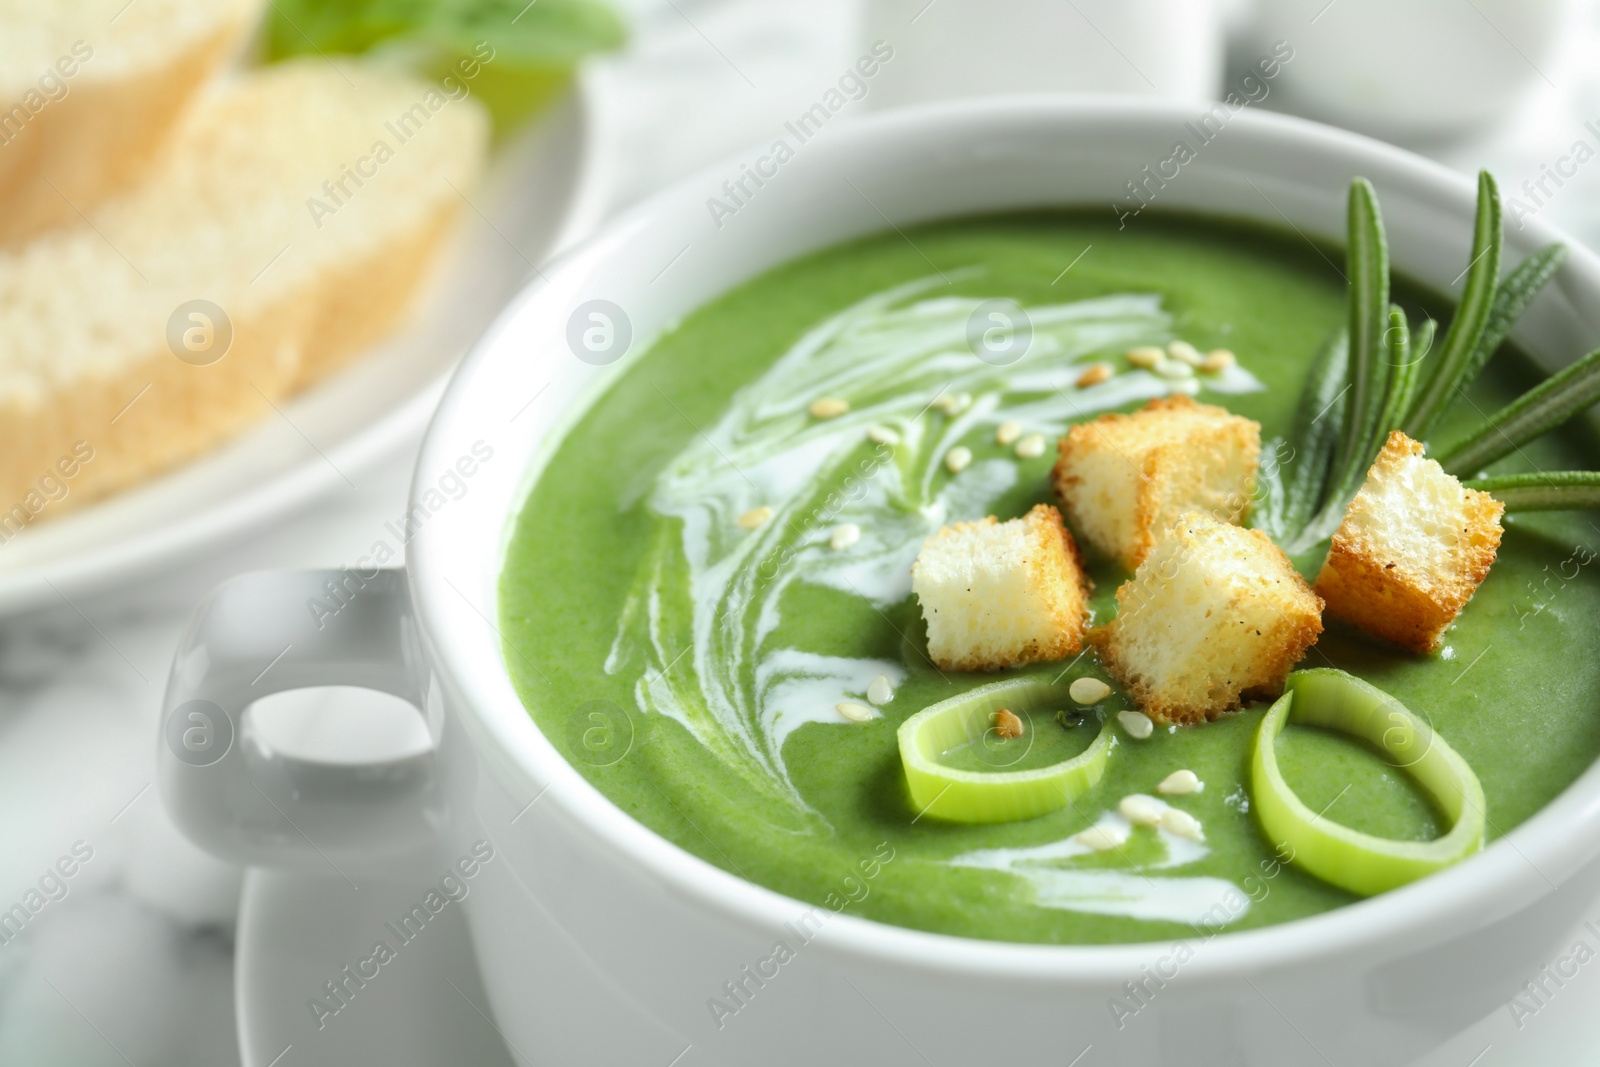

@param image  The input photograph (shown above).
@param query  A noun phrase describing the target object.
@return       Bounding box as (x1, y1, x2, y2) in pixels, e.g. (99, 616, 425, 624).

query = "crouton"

(912, 504, 1090, 672)
(1052, 396, 1261, 570)
(1093, 512, 1324, 724)
(1314, 431, 1504, 654)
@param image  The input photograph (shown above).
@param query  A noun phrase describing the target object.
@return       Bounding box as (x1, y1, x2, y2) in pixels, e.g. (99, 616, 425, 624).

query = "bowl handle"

(158, 569, 443, 879)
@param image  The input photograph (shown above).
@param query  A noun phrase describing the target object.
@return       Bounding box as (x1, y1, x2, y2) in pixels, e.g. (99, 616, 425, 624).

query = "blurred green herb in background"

(265, 0, 627, 134)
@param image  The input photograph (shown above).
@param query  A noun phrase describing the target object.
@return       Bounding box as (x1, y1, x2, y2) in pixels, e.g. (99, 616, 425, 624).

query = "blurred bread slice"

(0, 59, 488, 529)
(0, 0, 263, 243)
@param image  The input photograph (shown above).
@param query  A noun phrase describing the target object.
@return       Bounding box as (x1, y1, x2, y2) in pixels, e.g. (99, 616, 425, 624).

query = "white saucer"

(0, 77, 611, 617)
(236, 871, 517, 1067)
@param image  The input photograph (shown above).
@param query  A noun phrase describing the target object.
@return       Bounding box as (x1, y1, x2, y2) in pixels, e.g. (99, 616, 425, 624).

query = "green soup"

(499, 212, 1600, 945)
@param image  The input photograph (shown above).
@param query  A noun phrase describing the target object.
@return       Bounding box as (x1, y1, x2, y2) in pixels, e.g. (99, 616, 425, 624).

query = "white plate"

(0, 77, 611, 616)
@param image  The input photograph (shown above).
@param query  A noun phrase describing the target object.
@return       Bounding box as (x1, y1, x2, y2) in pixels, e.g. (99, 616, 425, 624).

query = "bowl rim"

(410, 93, 1600, 981)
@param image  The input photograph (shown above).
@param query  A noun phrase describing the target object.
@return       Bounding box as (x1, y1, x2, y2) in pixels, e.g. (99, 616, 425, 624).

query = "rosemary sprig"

(1375, 306, 1423, 465)
(1411, 315, 1437, 378)
(1459, 242, 1568, 388)
(1283, 181, 1401, 549)
(1465, 471, 1600, 511)
(1328, 178, 1392, 507)
(1271, 172, 1587, 549)
(1437, 348, 1600, 476)
(1258, 175, 1600, 648)
(1277, 330, 1349, 540)
(1404, 171, 1503, 439)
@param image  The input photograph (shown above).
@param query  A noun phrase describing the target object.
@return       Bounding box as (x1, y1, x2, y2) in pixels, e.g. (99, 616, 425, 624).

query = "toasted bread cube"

(1315, 432, 1504, 654)
(912, 504, 1090, 672)
(1052, 396, 1261, 570)
(1093, 512, 1324, 724)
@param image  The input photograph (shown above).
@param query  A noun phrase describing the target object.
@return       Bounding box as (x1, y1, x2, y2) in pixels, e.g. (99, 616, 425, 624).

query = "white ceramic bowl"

(160, 98, 1600, 1066)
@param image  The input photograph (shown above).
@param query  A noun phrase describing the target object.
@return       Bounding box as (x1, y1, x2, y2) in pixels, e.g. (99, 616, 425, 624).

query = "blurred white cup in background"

(862, 0, 1225, 107)
(1247, 0, 1580, 141)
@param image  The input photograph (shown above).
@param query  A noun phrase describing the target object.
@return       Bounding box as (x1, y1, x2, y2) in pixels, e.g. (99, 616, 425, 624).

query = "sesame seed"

(1173, 377, 1202, 396)
(1118, 709, 1155, 739)
(1126, 346, 1164, 369)
(934, 391, 973, 416)
(1159, 808, 1204, 841)
(993, 709, 1024, 739)
(1158, 769, 1203, 795)
(1119, 794, 1166, 827)
(1075, 362, 1113, 388)
(809, 397, 850, 419)
(737, 505, 772, 530)
(1167, 340, 1203, 366)
(1154, 359, 1194, 380)
(945, 446, 972, 473)
(867, 674, 894, 706)
(867, 425, 899, 445)
(1069, 677, 1112, 705)
(1014, 433, 1047, 459)
(836, 701, 874, 723)
(1074, 824, 1130, 852)
(996, 420, 1023, 446)
(829, 523, 860, 551)
(1200, 349, 1236, 373)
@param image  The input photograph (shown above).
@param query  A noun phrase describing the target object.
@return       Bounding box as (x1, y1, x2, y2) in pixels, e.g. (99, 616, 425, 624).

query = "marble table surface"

(6, 0, 1600, 1062)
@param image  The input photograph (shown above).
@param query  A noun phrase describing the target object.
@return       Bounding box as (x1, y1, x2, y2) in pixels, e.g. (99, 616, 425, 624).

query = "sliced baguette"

(0, 59, 488, 530)
(0, 0, 263, 243)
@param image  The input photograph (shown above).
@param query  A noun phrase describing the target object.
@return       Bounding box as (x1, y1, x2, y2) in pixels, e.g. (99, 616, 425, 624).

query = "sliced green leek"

(898, 678, 1113, 824)
(1251, 669, 1485, 896)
